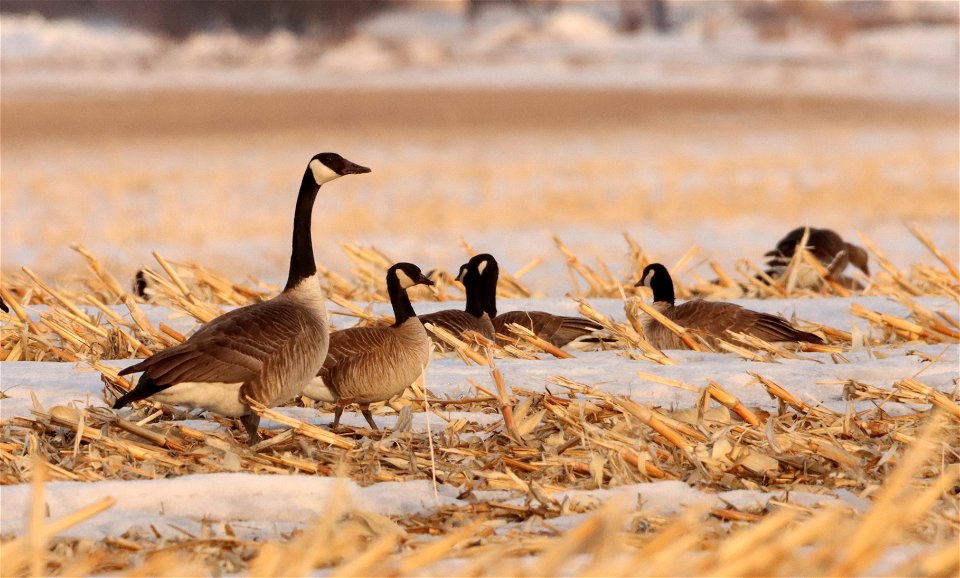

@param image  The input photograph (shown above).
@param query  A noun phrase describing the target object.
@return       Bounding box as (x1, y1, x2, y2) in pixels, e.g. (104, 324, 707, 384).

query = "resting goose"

(469, 254, 603, 347)
(636, 263, 823, 350)
(764, 226, 869, 287)
(114, 152, 371, 444)
(418, 262, 496, 348)
(303, 262, 434, 430)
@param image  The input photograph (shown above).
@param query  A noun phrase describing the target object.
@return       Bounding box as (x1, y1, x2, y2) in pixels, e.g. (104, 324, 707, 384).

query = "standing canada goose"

(469, 254, 603, 347)
(764, 227, 870, 280)
(114, 152, 371, 444)
(303, 262, 434, 430)
(418, 261, 496, 347)
(636, 263, 824, 350)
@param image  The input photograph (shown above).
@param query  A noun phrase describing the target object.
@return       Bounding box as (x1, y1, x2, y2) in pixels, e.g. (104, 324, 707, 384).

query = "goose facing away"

(636, 263, 823, 350)
(114, 152, 371, 444)
(468, 253, 603, 347)
(764, 227, 870, 278)
(303, 262, 434, 430)
(418, 262, 496, 348)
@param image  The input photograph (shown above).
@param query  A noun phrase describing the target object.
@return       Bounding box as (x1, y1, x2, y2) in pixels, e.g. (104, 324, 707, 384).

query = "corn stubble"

(0, 229, 958, 576)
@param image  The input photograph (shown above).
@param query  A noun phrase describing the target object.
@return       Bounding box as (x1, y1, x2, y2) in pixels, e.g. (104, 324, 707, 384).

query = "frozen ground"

(0, 5, 956, 569)
(1, 293, 957, 552)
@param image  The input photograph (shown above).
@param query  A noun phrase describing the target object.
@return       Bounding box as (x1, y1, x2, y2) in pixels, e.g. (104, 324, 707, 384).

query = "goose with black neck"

(419, 261, 496, 348)
(304, 262, 434, 430)
(637, 263, 824, 350)
(469, 254, 603, 347)
(114, 152, 371, 444)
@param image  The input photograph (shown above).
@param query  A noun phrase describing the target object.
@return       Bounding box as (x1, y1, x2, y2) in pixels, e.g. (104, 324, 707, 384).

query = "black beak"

(455, 269, 467, 283)
(634, 280, 643, 287)
(418, 274, 435, 287)
(341, 160, 371, 175)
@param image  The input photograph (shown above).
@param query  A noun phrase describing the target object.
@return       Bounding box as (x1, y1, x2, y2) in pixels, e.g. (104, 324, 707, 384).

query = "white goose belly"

(151, 382, 248, 417)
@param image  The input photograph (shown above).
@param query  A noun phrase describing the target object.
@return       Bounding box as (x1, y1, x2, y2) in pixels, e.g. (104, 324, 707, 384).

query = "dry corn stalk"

(632, 299, 705, 352)
(707, 381, 762, 426)
(502, 322, 574, 359)
(245, 398, 356, 450)
(424, 323, 489, 365)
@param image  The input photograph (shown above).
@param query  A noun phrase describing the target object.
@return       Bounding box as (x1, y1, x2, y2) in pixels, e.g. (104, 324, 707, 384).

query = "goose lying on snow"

(418, 261, 496, 348)
(467, 253, 603, 347)
(303, 262, 434, 430)
(637, 263, 823, 350)
(114, 152, 371, 444)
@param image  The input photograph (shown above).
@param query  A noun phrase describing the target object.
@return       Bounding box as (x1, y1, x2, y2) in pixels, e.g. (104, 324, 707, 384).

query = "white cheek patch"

(641, 270, 653, 287)
(477, 260, 488, 275)
(309, 159, 341, 185)
(395, 268, 417, 289)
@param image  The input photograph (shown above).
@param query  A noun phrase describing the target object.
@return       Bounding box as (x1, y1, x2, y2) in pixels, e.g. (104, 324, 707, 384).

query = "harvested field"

(1, 231, 958, 575)
(1, 16, 958, 573)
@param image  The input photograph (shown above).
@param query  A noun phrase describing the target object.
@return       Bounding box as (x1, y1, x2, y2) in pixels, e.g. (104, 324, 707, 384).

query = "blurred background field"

(1, 0, 958, 290)
(2, 3, 959, 576)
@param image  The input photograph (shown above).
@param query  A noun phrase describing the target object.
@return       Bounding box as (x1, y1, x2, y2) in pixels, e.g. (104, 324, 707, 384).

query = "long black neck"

(481, 266, 499, 319)
(283, 170, 320, 291)
(650, 269, 676, 306)
(388, 277, 417, 327)
(463, 274, 485, 318)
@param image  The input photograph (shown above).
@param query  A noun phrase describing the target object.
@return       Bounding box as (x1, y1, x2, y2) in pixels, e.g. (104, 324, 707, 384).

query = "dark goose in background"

(764, 226, 870, 287)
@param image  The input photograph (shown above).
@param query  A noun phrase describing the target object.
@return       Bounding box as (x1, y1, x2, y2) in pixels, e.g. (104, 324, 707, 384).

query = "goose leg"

(332, 403, 344, 429)
(240, 413, 261, 446)
(360, 405, 379, 430)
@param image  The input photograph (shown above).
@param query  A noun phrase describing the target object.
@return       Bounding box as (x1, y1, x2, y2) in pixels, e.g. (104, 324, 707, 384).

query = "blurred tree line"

(2, 0, 955, 40)
(0, 0, 390, 38)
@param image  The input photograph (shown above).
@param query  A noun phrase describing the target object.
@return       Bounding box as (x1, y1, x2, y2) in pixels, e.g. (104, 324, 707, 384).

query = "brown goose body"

(118, 286, 329, 416)
(114, 152, 371, 443)
(638, 263, 823, 351)
(303, 263, 433, 429)
(644, 299, 823, 350)
(493, 310, 602, 347)
(419, 309, 496, 345)
(764, 227, 869, 286)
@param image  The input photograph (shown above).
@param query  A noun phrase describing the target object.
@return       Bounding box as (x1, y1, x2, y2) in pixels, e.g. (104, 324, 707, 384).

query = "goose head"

(308, 152, 371, 185)
(389, 262, 435, 290)
(847, 243, 870, 276)
(467, 253, 498, 279)
(636, 263, 675, 305)
(460, 253, 499, 317)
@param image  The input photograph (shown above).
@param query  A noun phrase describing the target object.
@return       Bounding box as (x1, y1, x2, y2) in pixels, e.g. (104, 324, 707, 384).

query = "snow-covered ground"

(2, 294, 956, 551)
(0, 4, 956, 569)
